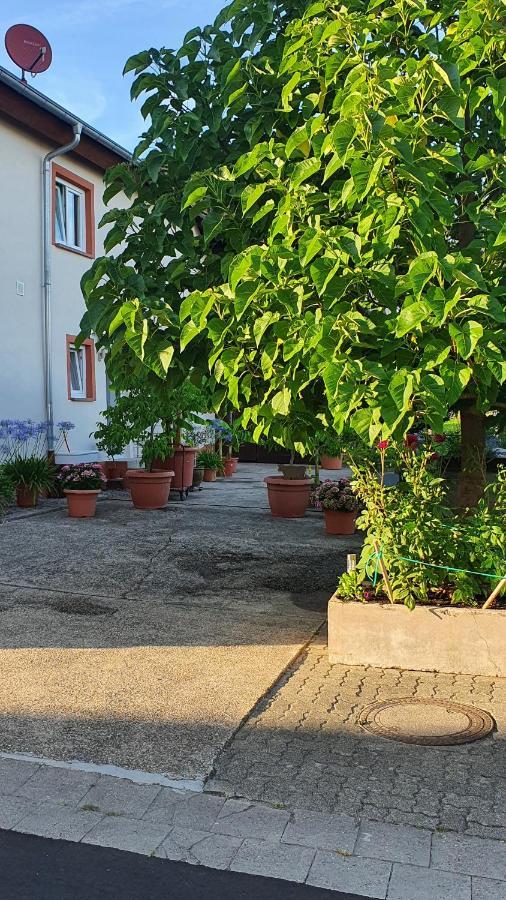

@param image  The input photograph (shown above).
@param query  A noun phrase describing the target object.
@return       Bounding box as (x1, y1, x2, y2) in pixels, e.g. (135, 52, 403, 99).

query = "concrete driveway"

(0, 464, 358, 782)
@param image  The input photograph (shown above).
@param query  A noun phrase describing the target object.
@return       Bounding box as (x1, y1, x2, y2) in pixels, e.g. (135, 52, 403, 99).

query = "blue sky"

(0, 0, 224, 151)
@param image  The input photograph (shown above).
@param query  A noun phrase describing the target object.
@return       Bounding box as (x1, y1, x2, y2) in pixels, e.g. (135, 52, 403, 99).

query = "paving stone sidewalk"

(209, 634, 506, 843)
(0, 757, 505, 899)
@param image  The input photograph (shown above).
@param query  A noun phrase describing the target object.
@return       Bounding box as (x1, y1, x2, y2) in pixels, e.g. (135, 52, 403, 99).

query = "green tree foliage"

(81, 0, 506, 501)
(80, 0, 305, 392)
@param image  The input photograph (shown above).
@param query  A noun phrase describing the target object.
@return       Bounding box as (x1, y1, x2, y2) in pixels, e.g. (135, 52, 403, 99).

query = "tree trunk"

(457, 404, 486, 509)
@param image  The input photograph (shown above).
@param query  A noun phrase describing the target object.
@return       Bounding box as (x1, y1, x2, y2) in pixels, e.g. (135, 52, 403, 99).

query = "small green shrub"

(3, 457, 56, 496)
(197, 450, 224, 472)
(337, 445, 505, 609)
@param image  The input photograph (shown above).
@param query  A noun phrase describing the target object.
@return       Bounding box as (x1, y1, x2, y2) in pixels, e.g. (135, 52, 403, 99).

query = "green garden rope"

(364, 546, 505, 583)
(392, 555, 505, 580)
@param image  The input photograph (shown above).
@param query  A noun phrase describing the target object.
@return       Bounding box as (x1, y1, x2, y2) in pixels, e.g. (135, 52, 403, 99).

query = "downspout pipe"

(42, 122, 82, 454)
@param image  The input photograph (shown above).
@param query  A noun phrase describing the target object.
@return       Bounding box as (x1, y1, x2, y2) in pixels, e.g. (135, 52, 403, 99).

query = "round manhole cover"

(358, 698, 495, 746)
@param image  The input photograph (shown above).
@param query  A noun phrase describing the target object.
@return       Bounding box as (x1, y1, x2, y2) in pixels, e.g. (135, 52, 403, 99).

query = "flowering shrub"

(310, 479, 332, 510)
(0, 419, 75, 463)
(0, 419, 73, 497)
(58, 463, 106, 491)
(314, 479, 359, 513)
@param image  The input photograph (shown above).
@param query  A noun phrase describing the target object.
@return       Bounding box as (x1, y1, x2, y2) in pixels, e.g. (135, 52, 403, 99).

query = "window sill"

(54, 241, 94, 260)
(69, 397, 96, 403)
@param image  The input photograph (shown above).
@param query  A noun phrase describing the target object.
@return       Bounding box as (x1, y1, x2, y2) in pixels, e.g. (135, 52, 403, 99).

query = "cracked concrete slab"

(0, 464, 355, 779)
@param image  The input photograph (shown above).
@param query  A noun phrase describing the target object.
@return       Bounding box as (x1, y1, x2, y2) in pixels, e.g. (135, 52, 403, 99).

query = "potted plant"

(130, 429, 175, 509)
(216, 418, 248, 475)
(152, 382, 209, 500)
(98, 392, 174, 509)
(319, 432, 343, 470)
(315, 479, 359, 534)
(6, 457, 56, 508)
(264, 441, 310, 517)
(92, 417, 129, 483)
(197, 450, 224, 482)
(58, 463, 107, 517)
(0, 419, 73, 507)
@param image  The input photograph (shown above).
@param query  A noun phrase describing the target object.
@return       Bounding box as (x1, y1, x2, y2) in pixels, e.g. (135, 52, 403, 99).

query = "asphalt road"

(0, 830, 372, 900)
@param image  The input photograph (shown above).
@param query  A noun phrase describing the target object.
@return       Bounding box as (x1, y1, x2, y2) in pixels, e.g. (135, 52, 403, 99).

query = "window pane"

(55, 179, 85, 250)
(72, 191, 82, 248)
(55, 183, 66, 243)
(69, 347, 85, 395)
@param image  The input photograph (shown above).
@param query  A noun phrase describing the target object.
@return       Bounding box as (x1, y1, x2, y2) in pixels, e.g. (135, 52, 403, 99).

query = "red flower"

(404, 434, 418, 449)
(430, 451, 440, 462)
(377, 440, 389, 450)
(433, 433, 446, 443)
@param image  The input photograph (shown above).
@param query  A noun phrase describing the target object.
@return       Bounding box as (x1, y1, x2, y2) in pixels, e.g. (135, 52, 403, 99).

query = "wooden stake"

(482, 577, 506, 610)
(374, 541, 395, 604)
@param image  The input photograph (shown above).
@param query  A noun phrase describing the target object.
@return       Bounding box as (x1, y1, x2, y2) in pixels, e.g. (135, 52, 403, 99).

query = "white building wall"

(0, 116, 127, 461)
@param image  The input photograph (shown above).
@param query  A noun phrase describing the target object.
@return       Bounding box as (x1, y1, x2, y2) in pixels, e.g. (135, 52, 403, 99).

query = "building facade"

(0, 66, 131, 462)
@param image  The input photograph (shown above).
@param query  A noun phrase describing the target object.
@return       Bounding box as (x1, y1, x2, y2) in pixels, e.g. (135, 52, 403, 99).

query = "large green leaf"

(449, 321, 484, 360)
(241, 183, 267, 214)
(291, 157, 321, 188)
(395, 302, 429, 337)
(408, 253, 439, 297)
(440, 361, 472, 406)
(271, 387, 291, 415)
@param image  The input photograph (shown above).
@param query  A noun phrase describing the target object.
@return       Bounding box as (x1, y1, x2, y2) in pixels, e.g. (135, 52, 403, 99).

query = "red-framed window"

(53, 163, 95, 258)
(66, 335, 96, 401)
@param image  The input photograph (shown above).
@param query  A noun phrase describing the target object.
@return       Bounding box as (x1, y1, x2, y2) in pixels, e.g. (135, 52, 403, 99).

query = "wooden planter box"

(328, 597, 506, 677)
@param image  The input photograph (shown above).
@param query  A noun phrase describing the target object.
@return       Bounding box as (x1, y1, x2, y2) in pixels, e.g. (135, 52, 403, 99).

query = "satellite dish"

(5, 24, 52, 82)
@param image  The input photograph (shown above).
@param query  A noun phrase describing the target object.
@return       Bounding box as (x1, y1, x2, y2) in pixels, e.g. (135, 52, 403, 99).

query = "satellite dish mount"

(5, 24, 53, 83)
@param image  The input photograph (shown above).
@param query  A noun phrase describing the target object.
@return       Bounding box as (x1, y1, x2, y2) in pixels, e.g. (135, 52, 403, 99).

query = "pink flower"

(433, 433, 445, 443)
(377, 440, 389, 450)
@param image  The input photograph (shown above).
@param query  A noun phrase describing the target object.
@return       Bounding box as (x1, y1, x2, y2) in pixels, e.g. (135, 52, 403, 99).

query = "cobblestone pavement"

(208, 633, 506, 843)
(1, 756, 505, 899)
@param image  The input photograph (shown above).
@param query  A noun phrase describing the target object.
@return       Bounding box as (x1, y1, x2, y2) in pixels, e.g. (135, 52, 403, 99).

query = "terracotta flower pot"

(230, 457, 239, 473)
(264, 476, 311, 518)
(223, 458, 235, 477)
(320, 455, 342, 470)
(154, 447, 197, 496)
(103, 461, 128, 482)
(323, 508, 356, 535)
(16, 486, 38, 508)
(203, 468, 217, 482)
(127, 469, 174, 509)
(64, 489, 100, 518)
